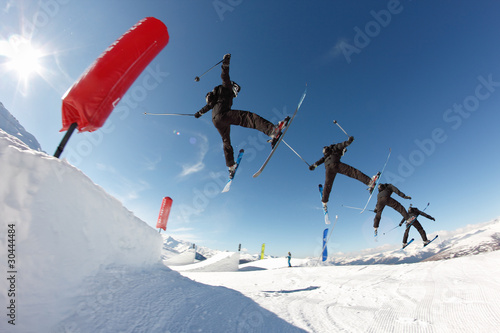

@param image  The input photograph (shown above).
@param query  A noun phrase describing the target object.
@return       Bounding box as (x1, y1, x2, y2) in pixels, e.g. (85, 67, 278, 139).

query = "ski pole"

(144, 112, 195, 116)
(341, 204, 375, 212)
(282, 139, 311, 167)
(194, 59, 223, 82)
(333, 120, 349, 138)
(382, 224, 400, 235)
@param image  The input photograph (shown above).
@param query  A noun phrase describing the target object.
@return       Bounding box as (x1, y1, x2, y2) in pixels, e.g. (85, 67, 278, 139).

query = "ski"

(221, 149, 244, 193)
(402, 238, 414, 249)
(252, 87, 307, 178)
(359, 148, 392, 213)
(319, 215, 338, 261)
(424, 235, 438, 247)
(318, 184, 331, 224)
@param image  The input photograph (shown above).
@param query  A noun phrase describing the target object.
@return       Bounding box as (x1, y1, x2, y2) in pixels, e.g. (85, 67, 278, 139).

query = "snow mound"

(0, 131, 162, 330)
(0, 130, 301, 332)
(169, 251, 240, 272)
(163, 248, 196, 265)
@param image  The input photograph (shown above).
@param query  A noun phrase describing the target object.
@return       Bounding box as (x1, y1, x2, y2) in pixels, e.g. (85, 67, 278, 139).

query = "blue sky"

(1, 0, 500, 258)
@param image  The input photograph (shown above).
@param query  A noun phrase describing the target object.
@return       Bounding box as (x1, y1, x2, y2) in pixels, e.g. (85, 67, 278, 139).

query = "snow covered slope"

(0, 130, 301, 333)
(0, 102, 41, 151)
(1, 120, 499, 332)
(0, 129, 162, 331)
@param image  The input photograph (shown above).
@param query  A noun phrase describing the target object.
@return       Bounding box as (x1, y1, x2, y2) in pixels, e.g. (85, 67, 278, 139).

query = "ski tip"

(239, 149, 244, 153)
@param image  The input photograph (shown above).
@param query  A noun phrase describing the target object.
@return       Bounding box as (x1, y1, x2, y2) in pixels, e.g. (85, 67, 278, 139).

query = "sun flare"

(2, 35, 42, 78)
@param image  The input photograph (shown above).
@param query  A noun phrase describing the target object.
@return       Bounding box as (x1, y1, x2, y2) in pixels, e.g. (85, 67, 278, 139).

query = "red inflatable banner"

(60, 17, 169, 133)
(156, 197, 173, 231)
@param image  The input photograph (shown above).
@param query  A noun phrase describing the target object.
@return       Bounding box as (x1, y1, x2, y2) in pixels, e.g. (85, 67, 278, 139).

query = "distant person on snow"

(194, 53, 288, 178)
(287, 252, 292, 267)
(400, 205, 435, 247)
(373, 183, 412, 236)
(309, 136, 378, 212)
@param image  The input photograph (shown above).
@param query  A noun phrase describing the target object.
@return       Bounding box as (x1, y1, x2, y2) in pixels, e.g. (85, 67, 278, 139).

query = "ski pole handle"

(333, 120, 349, 137)
(194, 59, 223, 82)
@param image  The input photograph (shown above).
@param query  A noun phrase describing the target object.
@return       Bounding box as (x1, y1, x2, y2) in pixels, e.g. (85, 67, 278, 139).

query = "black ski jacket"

(400, 207, 434, 225)
(197, 57, 234, 119)
(313, 138, 353, 167)
(377, 184, 408, 200)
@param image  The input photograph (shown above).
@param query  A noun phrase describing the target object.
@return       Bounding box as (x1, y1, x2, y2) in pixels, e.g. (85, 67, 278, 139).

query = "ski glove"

(348, 136, 354, 143)
(309, 164, 316, 171)
(404, 195, 411, 200)
(430, 217, 436, 221)
(194, 112, 202, 118)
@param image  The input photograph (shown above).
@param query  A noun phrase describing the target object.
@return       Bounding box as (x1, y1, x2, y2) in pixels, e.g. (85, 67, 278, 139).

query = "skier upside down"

(194, 54, 288, 177)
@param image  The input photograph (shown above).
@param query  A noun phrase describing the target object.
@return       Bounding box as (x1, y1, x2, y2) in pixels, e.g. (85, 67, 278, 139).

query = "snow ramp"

(0, 130, 304, 333)
(169, 251, 240, 272)
(163, 248, 196, 265)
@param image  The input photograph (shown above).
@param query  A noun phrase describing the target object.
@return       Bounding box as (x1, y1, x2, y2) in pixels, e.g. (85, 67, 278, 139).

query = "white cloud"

(178, 133, 209, 177)
(142, 154, 161, 171)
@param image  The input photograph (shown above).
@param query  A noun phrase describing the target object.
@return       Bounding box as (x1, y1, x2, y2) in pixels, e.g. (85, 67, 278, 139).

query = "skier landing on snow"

(373, 183, 412, 236)
(309, 136, 376, 212)
(194, 54, 288, 177)
(400, 206, 435, 247)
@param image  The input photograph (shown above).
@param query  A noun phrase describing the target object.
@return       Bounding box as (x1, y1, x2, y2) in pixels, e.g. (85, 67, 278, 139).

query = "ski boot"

(268, 116, 290, 148)
(367, 172, 381, 194)
(228, 163, 237, 179)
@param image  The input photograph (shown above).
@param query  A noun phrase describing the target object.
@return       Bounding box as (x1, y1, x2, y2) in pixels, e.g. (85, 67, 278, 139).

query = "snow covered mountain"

(0, 102, 42, 151)
(324, 219, 500, 266)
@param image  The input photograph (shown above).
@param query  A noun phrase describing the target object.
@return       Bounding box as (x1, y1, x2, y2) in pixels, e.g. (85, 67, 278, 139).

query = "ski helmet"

(231, 81, 241, 97)
(205, 91, 215, 105)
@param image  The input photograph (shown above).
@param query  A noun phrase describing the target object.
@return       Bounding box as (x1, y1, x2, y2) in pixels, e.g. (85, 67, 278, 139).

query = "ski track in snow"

(183, 252, 500, 333)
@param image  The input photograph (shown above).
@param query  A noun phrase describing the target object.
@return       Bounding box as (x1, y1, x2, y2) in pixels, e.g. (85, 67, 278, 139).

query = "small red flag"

(156, 197, 173, 231)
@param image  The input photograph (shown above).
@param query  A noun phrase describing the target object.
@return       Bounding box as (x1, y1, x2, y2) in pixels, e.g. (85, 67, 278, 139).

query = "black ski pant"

(213, 110, 274, 167)
(402, 220, 428, 243)
(322, 163, 371, 203)
(373, 196, 409, 228)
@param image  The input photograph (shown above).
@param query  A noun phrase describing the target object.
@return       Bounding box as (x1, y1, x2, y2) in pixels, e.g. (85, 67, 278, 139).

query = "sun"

(2, 35, 42, 79)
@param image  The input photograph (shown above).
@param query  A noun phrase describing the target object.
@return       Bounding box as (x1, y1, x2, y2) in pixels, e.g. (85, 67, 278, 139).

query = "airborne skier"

(309, 136, 377, 212)
(399, 206, 435, 247)
(373, 183, 412, 236)
(194, 53, 288, 177)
